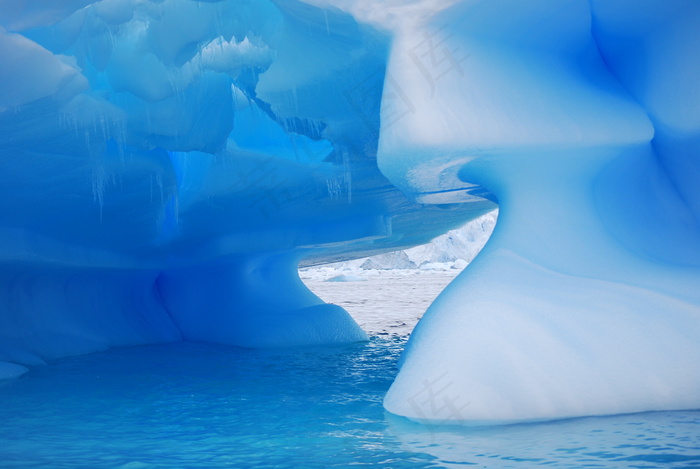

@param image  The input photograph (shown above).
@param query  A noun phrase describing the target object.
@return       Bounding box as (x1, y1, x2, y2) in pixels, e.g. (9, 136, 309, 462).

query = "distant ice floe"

(325, 274, 368, 282)
(302, 210, 497, 277)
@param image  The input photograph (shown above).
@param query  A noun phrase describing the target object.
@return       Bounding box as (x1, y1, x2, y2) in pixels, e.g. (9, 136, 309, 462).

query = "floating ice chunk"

(326, 274, 368, 282)
(360, 251, 416, 270)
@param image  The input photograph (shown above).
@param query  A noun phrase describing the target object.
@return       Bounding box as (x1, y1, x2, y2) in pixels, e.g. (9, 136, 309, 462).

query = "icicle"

(155, 172, 165, 204)
(91, 166, 106, 222)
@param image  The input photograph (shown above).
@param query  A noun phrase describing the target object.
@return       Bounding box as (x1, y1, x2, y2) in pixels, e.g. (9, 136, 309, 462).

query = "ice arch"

(0, 0, 698, 426)
(380, 0, 700, 423)
(0, 0, 492, 372)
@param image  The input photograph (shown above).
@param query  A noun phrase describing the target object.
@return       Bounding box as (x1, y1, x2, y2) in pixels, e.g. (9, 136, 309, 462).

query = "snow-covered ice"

(302, 269, 462, 338)
(300, 211, 496, 336)
(307, 211, 496, 271)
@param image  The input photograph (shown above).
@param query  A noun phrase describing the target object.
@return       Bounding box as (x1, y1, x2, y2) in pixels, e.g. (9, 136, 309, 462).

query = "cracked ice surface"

(1, 0, 700, 424)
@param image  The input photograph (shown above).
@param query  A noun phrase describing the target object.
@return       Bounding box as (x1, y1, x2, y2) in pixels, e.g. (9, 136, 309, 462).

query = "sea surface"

(1, 270, 699, 468)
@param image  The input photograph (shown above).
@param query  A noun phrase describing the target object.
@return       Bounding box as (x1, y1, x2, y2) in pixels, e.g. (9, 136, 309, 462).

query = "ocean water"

(1, 270, 699, 468)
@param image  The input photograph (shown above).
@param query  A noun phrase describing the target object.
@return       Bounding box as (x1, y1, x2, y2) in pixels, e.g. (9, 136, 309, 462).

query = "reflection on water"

(1, 338, 699, 468)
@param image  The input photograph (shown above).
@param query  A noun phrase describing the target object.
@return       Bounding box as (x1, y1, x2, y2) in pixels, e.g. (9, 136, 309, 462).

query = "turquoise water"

(1, 337, 699, 468)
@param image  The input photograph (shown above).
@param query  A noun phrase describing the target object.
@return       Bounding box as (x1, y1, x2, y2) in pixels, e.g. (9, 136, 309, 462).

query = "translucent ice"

(0, 0, 490, 369)
(380, 0, 700, 423)
(1, 0, 699, 426)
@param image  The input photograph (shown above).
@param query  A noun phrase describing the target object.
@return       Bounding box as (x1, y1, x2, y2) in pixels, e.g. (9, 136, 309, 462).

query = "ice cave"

(1, 0, 699, 426)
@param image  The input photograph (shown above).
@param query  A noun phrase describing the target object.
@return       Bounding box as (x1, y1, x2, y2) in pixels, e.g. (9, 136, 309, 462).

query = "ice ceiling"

(1, 0, 699, 423)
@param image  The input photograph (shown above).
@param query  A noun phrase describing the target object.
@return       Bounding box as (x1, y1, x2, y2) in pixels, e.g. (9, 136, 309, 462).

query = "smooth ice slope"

(379, 0, 700, 423)
(0, 0, 494, 367)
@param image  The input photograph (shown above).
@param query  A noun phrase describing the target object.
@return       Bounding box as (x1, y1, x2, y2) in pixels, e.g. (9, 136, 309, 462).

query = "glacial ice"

(379, 0, 700, 423)
(307, 211, 497, 271)
(1, 0, 699, 423)
(0, 0, 491, 365)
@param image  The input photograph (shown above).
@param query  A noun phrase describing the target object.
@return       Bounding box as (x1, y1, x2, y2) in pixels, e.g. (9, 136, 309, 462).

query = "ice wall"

(0, 0, 494, 373)
(380, 0, 700, 423)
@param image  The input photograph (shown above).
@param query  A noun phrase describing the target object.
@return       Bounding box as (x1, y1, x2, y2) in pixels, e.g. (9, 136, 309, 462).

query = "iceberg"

(302, 211, 497, 271)
(378, 0, 700, 423)
(0, 0, 490, 362)
(1, 0, 699, 425)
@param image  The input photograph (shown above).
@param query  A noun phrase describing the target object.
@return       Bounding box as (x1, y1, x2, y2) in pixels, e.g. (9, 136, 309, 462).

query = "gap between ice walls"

(1, 0, 700, 425)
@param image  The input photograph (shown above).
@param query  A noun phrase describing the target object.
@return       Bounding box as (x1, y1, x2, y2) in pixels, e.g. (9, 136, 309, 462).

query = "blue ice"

(1, 0, 699, 424)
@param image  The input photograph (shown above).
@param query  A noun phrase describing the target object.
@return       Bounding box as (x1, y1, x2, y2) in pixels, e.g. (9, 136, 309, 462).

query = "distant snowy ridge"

(305, 210, 497, 272)
(403, 210, 497, 266)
